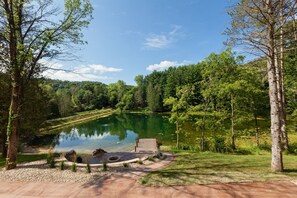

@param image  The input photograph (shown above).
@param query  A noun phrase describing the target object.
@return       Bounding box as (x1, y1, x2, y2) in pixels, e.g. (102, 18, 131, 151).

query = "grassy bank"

(0, 153, 47, 168)
(141, 151, 297, 186)
(40, 109, 114, 133)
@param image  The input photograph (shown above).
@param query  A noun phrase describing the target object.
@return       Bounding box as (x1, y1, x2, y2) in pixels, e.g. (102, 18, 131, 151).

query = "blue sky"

(43, 0, 238, 85)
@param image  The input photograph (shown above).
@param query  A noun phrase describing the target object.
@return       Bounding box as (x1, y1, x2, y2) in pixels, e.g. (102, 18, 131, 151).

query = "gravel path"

(0, 160, 109, 183)
(0, 155, 161, 184)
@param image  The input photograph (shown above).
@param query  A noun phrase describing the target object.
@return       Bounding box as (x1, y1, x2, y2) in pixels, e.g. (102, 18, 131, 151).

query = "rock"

(92, 148, 107, 157)
(65, 150, 77, 162)
(76, 156, 83, 163)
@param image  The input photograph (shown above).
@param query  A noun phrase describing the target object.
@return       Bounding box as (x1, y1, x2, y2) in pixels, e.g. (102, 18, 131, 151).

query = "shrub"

(102, 161, 108, 171)
(212, 136, 226, 153)
(71, 163, 77, 172)
(86, 163, 91, 173)
(171, 145, 199, 152)
(48, 158, 55, 168)
(137, 160, 143, 165)
(200, 138, 210, 151)
(59, 161, 65, 170)
(148, 156, 155, 162)
(46, 152, 54, 165)
(123, 163, 129, 167)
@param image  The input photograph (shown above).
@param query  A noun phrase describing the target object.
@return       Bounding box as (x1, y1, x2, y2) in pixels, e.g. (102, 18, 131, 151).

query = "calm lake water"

(35, 113, 200, 153)
(34, 113, 275, 153)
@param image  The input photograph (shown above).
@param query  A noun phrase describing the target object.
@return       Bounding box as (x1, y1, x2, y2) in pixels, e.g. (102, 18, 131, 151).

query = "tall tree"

(0, 0, 93, 170)
(164, 85, 194, 147)
(226, 0, 297, 171)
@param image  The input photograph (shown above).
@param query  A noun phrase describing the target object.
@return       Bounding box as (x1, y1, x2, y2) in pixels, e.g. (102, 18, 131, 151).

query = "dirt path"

(1, 153, 297, 198)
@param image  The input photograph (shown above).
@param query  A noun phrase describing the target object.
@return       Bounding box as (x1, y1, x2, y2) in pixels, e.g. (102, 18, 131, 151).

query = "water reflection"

(40, 113, 180, 153)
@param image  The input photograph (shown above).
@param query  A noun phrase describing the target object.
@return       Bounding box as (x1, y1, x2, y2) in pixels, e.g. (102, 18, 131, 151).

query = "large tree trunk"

(266, 0, 283, 172)
(279, 2, 288, 150)
(267, 56, 283, 172)
(6, 83, 22, 170)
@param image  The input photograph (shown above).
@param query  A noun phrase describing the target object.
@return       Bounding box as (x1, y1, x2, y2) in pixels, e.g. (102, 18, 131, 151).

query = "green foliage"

(212, 136, 227, 153)
(164, 85, 194, 147)
(102, 161, 108, 171)
(147, 156, 155, 162)
(137, 160, 143, 165)
(71, 163, 77, 172)
(86, 162, 91, 173)
(123, 163, 129, 167)
(48, 158, 55, 169)
(59, 161, 65, 171)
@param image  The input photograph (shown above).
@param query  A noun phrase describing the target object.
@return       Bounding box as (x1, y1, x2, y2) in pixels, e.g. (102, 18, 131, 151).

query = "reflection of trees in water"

(34, 114, 200, 148)
(111, 113, 176, 144)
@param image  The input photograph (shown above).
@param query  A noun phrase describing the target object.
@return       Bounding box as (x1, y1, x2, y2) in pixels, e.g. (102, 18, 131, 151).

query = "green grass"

(40, 108, 114, 133)
(0, 153, 47, 168)
(141, 151, 297, 186)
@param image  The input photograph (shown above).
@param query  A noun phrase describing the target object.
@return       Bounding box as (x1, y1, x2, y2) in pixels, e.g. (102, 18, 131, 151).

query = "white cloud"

(41, 60, 122, 82)
(144, 25, 182, 49)
(146, 60, 190, 71)
(88, 64, 122, 73)
(145, 35, 171, 49)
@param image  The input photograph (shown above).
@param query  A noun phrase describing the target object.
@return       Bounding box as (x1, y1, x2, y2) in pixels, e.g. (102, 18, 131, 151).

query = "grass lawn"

(41, 108, 113, 133)
(141, 151, 297, 186)
(0, 153, 47, 168)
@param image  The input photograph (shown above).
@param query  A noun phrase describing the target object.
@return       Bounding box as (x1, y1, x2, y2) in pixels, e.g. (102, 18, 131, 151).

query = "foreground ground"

(1, 151, 297, 197)
(1, 154, 297, 198)
(1, 180, 297, 198)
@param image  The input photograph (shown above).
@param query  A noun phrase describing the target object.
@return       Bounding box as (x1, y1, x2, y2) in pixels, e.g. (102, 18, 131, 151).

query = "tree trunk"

(266, 0, 283, 172)
(279, 3, 288, 150)
(1, 130, 8, 158)
(201, 100, 209, 151)
(201, 112, 206, 151)
(231, 94, 235, 150)
(268, 57, 283, 172)
(176, 122, 179, 148)
(254, 114, 259, 147)
(6, 83, 21, 170)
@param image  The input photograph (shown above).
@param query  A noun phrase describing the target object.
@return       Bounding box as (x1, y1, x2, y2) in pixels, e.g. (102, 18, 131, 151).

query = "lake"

(33, 113, 274, 153)
(33, 113, 201, 153)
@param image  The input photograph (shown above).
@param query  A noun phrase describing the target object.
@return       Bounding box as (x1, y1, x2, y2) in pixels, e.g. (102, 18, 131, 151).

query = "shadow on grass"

(283, 169, 297, 173)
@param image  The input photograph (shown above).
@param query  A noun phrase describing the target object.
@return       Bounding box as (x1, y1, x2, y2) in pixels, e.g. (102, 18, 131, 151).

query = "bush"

(86, 163, 91, 173)
(48, 158, 55, 168)
(46, 152, 54, 164)
(171, 145, 199, 152)
(288, 143, 297, 154)
(137, 160, 143, 165)
(59, 161, 65, 170)
(200, 138, 210, 151)
(212, 136, 226, 153)
(123, 163, 129, 167)
(102, 161, 108, 171)
(71, 163, 77, 172)
(148, 156, 155, 162)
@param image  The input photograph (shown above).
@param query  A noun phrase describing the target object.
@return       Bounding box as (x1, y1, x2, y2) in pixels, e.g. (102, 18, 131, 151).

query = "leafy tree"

(134, 75, 146, 108)
(0, 0, 93, 169)
(226, 0, 297, 172)
(164, 85, 194, 147)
